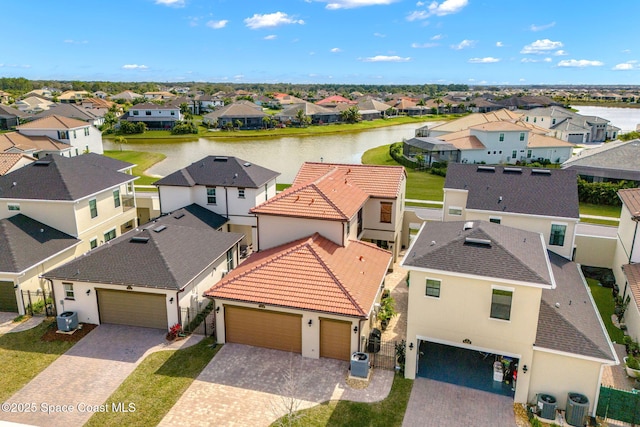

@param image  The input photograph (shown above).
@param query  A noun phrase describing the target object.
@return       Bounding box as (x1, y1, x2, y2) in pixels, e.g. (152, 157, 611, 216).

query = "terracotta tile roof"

(618, 188, 640, 216)
(17, 114, 89, 130)
(293, 162, 406, 199)
(0, 153, 34, 175)
(428, 109, 522, 133)
(527, 133, 574, 148)
(316, 95, 357, 105)
(205, 233, 392, 317)
(439, 130, 486, 149)
(624, 263, 640, 313)
(470, 121, 528, 132)
(251, 167, 369, 220)
(0, 132, 68, 154)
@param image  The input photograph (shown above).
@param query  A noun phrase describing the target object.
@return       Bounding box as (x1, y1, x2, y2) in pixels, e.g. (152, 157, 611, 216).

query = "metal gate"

(21, 290, 56, 316)
(363, 337, 399, 371)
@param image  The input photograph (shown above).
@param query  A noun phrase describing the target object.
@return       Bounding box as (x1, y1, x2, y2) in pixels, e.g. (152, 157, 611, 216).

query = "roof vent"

(503, 167, 522, 173)
(130, 236, 149, 243)
(34, 159, 53, 166)
(464, 237, 492, 246)
(153, 225, 167, 233)
(243, 162, 252, 167)
(477, 166, 495, 172)
(174, 212, 185, 219)
(532, 169, 551, 175)
(214, 156, 228, 162)
(463, 221, 474, 230)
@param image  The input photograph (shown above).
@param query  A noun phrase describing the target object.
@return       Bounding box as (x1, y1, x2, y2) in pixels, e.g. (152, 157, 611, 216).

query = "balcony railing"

(122, 195, 135, 211)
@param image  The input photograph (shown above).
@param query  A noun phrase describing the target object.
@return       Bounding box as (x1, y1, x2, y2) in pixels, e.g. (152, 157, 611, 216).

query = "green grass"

(361, 144, 445, 201)
(103, 150, 166, 186)
(85, 337, 220, 427)
(587, 279, 626, 344)
(0, 319, 79, 402)
(277, 183, 292, 192)
(272, 374, 413, 427)
(579, 203, 622, 218)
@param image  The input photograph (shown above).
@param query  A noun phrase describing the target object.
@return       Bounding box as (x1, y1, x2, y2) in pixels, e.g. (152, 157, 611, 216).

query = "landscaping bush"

(118, 121, 146, 135)
(429, 167, 447, 177)
(170, 121, 198, 135)
(577, 178, 636, 206)
(389, 142, 418, 168)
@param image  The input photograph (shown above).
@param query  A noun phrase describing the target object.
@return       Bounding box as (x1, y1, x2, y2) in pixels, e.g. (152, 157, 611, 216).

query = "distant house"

(562, 139, 640, 183)
(17, 115, 104, 155)
(202, 101, 267, 129)
(0, 104, 28, 130)
(194, 94, 224, 114)
(523, 106, 618, 143)
(0, 153, 35, 175)
(81, 98, 118, 116)
(57, 90, 89, 104)
(125, 102, 182, 130)
(109, 90, 143, 102)
(31, 103, 104, 127)
(316, 95, 356, 107)
(22, 89, 53, 100)
(13, 96, 54, 114)
(496, 95, 562, 110)
(357, 99, 392, 120)
(274, 102, 340, 125)
(0, 90, 13, 104)
(272, 92, 306, 105)
(143, 91, 176, 101)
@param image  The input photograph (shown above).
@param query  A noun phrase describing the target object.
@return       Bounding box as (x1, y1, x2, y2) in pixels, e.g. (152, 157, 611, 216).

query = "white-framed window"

(490, 285, 513, 321)
(226, 248, 234, 271)
(8, 203, 20, 211)
(145, 111, 152, 116)
(207, 187, 216, 204)
(84, 127, 90, 136)
(90, 238, 98, 249)
(57, 130, 69, 139)
(113, 189, 121, 208)
(499, 133, 505, 142)
(104, 228, 116, 242)
(549, 223, 567, 246)
(527, 149, 532, 159)
(133, 110, 139, 116)
(425, 278, 441, 298)
(511, 150, 517, 159)
(448, 206, 463, 216)
(519, 132, 525, 141)
(89, 198, 98, 218)
(489, 217, 501, 224)
(238, 188, 245, 199)
(63, 282, 75, 300)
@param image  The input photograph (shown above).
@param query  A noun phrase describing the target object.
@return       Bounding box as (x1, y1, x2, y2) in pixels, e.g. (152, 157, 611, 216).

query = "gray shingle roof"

(403, 221, 553, 287)
(536, 252, 616, 361)
(445, 163, 580, 219)
(154, 156, 279, 189)
(562, 139, 640, 181)
(0, 154, 136, 201)
(43, 205, 242, 290)
(204, 102, 266, 119)
(31, 103, 101, 122)
(0, 214, 79, 273)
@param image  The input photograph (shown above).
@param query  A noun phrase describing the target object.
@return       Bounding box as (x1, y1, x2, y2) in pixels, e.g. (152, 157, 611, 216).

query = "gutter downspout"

(357, 318, 365, 352)
(624, 213, 640, 300)
(224, 187, 229, 225)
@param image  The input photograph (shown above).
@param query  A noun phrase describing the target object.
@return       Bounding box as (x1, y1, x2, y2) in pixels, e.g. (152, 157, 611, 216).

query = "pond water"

(573, 106, 640, 133)
(104, 121, 439, 183)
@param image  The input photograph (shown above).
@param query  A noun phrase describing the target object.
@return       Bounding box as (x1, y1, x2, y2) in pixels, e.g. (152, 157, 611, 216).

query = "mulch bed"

(41, 322, 98, 342)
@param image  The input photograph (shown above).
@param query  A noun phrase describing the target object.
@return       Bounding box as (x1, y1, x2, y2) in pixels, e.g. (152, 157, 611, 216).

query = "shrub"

(627, 355, 640, 370)
(118, 121, 146, 135)
(171, 121, 198, 135)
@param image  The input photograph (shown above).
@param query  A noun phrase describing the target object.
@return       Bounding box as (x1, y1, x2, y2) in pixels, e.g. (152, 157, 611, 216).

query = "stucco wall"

(574, 235, 616, 268)
(158, 186, 194, 213)
(0, 200, 77, 236)
(257, 215, 342, 250)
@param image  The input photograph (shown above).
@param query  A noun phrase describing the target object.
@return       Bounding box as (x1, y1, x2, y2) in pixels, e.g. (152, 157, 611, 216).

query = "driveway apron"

(403, 378, 517, 427)
(0, 324, 201, 427)
(159, 343, 394, 427)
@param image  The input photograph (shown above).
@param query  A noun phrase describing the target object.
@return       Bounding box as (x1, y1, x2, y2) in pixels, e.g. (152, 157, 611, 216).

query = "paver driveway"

(0, 324, 201, 427)
(402, 378, 517, 427)
(159, 343, 394, 427)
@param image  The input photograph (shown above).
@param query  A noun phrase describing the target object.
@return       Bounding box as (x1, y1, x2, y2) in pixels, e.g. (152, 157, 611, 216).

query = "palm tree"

(295, 109, 309, 127)
(340, 106, 361, 124)
(113, 135, 127, 152)
(234, 119, 243, 131)
(434, 98, 443, 114)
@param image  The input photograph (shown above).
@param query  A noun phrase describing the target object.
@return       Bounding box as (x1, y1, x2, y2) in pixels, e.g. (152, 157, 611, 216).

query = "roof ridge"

(140, 229, 181, 288)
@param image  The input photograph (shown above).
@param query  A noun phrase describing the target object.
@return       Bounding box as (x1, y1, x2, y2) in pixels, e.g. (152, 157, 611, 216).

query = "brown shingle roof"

(17, 114, 90, 130)
(624, 263, 640, 314)
(618, 188, 640, 216)
(205, 233, 392, 317)
(0, 132, 69, 154)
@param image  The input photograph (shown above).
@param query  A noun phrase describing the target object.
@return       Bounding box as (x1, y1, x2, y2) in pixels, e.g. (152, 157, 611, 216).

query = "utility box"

(56, 311, 79, 332)
(537, 394, 557, 420)
(350, 352, 369, 378)
(566, 392, 589, 427)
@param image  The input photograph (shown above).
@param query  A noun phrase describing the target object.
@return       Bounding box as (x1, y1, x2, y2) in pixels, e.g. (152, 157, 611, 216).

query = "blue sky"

(2, 0, 639, 85)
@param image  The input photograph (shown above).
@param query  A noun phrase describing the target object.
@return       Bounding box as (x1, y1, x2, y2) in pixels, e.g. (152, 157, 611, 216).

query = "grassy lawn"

(85, 337, 220, 427)
(272, 374, 413, 427)
(103, 150, 166, 186)
(579, 203, 622, 218)
(587, 278, 625, 344)
(361, 144, 445, 201)
(0, 319, 78, 402)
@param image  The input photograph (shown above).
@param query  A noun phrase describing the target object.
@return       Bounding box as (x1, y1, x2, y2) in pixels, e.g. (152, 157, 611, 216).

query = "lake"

(573, 106, 640, 133)
(104, 121, 439, 183)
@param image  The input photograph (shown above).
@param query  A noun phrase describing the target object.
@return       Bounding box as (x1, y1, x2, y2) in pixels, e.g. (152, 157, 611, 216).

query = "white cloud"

(361, 55, 411, 62)
(244, 12, 304, 29)
(451, 39, 475, 50)
(431, 34, 443, 40)
(314, 0, 399, 9)
(374, 32, 386, 38)
(612, 61, 638, 70)
(411, 42, 438, 48)
(544, 57, 552, 62)
(406, 11, 428, 21)
(407, 0, 468, 21)
(330, 47, 342, 53)
(468, 57, 500, 63)
(206, 20, 228, 29)
(155, 0, 185, 7)
(122, 64, 148, 70)
(64, 39, 88, 44)
(234, 74, 244, 80)
(264, 35, 277, 40)
(530, 21, 555, 32)
(520, 57, 551, 63)
(496, 41, 503, 47)
(519, 78, 526, 82)
(622, 49, 631, 53)
(557, 59, 604, 68)
(520, 39, 563, 54)
(554, 50, 568, 56)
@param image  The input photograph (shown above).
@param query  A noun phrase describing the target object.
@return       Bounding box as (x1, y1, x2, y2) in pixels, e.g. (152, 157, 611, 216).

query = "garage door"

(0, 281, 18, 312)
(97, 289, 168, 330)
(320, 318, 351, 361)
(224, 306, 301, 353)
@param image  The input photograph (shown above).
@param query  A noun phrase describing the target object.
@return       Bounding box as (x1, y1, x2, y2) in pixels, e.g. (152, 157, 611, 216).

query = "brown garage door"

(97, 289, 168, 330)
(0, 281, 18, 312)
(224, 306, 301, 353)
(320, 318, 351, 361)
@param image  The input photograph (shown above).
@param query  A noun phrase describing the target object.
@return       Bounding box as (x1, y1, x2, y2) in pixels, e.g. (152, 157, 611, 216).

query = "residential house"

(251, 162, 406, 262)
(57, 90, 89, 104)
(22, 89, 53, 100)
(124, 102, 182, 130)
(206, 232, 392, 360)
(0, 214, 80, 314)
(0, 132, 73, 158)
(272, 92, 306, 105)
(496, 95, 562, 110)
(202, 101, 267, 129)
(194, 94, 224, 114)
(442, 163, 580, 260)
(31, 103, 105, 127)
(13, 96, 54, 114)
(274, 102, 341, 125)
(154, 155, 280, 250)
(523, 106, 619, 143)
(356, 99, 392, 120)
(402, 220, 616, 413)
(612, 189, 640, 342)
(43, 204, 243, 330)
(562, 139, 640, 183)
(80, 98, 118, 116)
(0, 104, 28, 130)
(143, 91, 176, 101)
(417, 109, 523, 138)
(16, 115, 104, 155)
(93, 91, 108, 99)
(0, 153, 35, 175)
(109, 90, 142, 102)
(316, 95, 357, 107)
(0, 153, 137, 255)
(0, 90, 13, 104)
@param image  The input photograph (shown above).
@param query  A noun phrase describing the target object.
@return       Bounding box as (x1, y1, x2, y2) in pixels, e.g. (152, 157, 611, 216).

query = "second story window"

(519, 132, 525, 141)
(84, 127, 90, 136)
(238, 188, 245, 199)
(380, 202, 392, 223)
(549, 224, 567, 246)
(499, 133, 504, 142)
(58, 130, 69, 139)
(113, 189, 121, 208)
(490, 288, 512, 321)
(207, 188, 216, 204)
(425, 279, 441, 298)
(8, 203, 20, 211)
(89, 198, 98, 218)
(146, 110, 152, 116)
(133, 110, 139, 116)
(226, 248, 234, 271)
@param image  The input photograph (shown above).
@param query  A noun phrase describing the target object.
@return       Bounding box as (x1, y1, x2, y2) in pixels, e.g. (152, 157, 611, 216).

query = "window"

(63, 283, 75, 300)
(489, 217, 501, 224)
(265, 184, 268, 201)
(238, 188, 245, 199)
(90, 238, 98, 249)
(171, 111, 175, 116)
(549, 224, 567, 246)
(89, 198, 98, 218)
(226, 248, 234, 271)
(133, 110, 139, 116)
(552, 118, 556, 125)
(73, 130, 77, 139)
(84, 127, 90, 136)
(448, 207, 462, 216)
(534, 117, 537, 123)
(8, 204, 20, 211)
(113, 189, 121, 208)
(490, 288, 512, 321)
(511, 150, 517, 159)
(519, 132, 525, 141)
(526, 116, 529, 122)
(380, 202, 392, 223)
(527, 149, 532, 159)
(425, 279, 441, 298)
(57, 130, 69, 139)
(499, 133, 504, 142)
(207, 188, 216, 204)
(346, 220, 351, 236)
(145, 110, 152, 116)
(104, 228, 116, 242)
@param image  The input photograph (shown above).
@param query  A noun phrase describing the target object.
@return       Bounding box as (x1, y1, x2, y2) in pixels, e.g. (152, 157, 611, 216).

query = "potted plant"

(625, 355, 640, 379)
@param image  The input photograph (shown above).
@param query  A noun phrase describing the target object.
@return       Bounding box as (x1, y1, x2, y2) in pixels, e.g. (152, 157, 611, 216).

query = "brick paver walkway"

(159, 343, 394, 427)
(0, 324, 202, 427)
(403, 378, 517, 427)
(602, 343, 636, 391)
(0, 312, 42, 334)
(381, 252, 408, 343)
